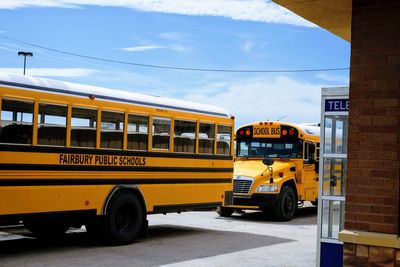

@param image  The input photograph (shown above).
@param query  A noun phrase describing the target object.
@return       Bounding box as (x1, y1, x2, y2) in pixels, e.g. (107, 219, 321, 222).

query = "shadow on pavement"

(217, 206, 317, 225)
(0, 224, 293, 266)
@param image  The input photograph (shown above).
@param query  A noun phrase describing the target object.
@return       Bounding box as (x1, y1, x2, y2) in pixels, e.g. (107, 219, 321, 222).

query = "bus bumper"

(232, 193, 280, 209)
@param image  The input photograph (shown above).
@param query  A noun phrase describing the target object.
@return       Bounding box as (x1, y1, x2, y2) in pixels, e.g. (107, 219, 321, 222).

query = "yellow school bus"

(0, 72, 234, 244)
(218, 121, 319, 221)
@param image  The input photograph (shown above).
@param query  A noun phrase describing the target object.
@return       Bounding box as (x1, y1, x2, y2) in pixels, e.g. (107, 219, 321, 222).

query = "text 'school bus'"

(0, 72, 234, 244)
(218, 121, 319, 221)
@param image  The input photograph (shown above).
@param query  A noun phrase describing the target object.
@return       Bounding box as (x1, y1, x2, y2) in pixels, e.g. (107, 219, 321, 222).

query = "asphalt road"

(0, 205, 317, 267)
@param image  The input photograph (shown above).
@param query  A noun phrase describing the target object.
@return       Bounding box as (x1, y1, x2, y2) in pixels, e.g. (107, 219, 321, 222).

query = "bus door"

(302, 141, 318, 200)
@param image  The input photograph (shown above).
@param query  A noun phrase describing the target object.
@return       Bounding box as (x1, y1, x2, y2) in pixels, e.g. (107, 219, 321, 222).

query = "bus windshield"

(237, 139, 302, 158)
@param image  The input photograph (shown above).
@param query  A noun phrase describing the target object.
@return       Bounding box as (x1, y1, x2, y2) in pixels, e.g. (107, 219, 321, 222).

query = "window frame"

(70, 106, 98, 149)
(216, 124, 232, 156)
(37, 102, 68, 147)
(0, 97, 35, 145)
(198, 122, 215, 155)
(151, 116, 172, 151)
(99, 110, 125, 150)
(126, 113, 150, 151)
(173, 118, 197, 154)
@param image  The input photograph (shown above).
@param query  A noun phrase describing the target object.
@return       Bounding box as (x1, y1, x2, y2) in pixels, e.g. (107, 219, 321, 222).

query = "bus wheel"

(216, 206, 234, 217)
(24, 219, 69, 238)
(311, 200, 318, 206)
(100, 192, 144, 245)
(273, 186, 297, 221)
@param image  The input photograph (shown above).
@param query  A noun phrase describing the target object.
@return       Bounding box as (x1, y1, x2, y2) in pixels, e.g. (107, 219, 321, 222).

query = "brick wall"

(346, 0, 400, 235)
(344, 243, 400, 266)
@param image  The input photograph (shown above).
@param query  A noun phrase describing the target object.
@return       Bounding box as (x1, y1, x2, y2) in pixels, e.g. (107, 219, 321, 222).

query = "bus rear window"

(217, 125, 231, 155)
(0, 98, 33, 144)
(199, 123, 214, 154)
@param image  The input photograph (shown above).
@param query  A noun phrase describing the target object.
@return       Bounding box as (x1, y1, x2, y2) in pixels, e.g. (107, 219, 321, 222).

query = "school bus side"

(0, 75, 234, 244)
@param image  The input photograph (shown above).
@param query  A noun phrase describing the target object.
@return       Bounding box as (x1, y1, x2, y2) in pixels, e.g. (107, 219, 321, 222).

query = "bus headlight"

(256, 184, 279, 192)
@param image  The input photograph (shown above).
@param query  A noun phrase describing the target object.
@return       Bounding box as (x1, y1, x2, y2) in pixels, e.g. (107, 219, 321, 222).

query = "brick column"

(341, 0, 400, 265)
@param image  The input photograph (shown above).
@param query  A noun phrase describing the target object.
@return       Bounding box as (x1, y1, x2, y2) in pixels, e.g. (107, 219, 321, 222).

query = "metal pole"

(17, 51, 33, 75)
(23, 56, 27, 75)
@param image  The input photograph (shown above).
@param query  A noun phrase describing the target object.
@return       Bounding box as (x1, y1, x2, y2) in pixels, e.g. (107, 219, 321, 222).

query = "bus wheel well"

(104, 187, 147, 217)
(91, 186, 149, 244)
(282, 179, 298, 199)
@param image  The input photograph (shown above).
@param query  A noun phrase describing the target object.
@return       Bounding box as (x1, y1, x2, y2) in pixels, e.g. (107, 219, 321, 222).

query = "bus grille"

(233, 178, 253, 194)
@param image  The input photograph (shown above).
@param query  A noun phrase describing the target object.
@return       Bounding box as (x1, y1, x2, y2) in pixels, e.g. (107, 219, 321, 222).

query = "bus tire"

(217, 206, 234, 217)
(273, 186, 297, 221)
(311, 200, 318, 206)
(99, 192, 144, 245)
(24, 219, 69, 238)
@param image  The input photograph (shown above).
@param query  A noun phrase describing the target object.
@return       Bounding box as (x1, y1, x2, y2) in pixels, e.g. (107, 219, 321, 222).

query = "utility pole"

(17, 51, 33, 75)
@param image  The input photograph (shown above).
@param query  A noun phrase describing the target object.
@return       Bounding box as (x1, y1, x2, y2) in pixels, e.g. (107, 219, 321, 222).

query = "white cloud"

(316, 72, 349, 85)
(121, 44, 188, 52)
(0, 0, 316, 27)
(121, 45, 167, 52)
(0, 0, 78, 9)
(0, 67, 99, 77)
(182, 76, 322, 127)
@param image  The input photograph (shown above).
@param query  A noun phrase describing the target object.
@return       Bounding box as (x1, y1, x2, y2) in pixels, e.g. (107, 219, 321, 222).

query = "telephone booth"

(317, 87, 349, 266)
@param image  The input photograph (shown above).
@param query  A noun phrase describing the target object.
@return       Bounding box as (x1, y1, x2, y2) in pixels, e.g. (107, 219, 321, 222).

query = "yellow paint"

(339, 230, 400, 249)
(0, 83, 234, 218)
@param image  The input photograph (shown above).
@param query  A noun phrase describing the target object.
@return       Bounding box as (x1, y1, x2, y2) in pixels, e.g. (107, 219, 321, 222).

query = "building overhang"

(273, 0, 351, 42)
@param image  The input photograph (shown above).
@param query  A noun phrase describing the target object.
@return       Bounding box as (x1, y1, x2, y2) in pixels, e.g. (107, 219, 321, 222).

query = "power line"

(2, 36, 350, 73)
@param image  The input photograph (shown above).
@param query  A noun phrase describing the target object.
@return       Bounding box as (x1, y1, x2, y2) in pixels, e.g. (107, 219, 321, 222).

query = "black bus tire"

(99, 192, 144, 245)
(217, 206, 234, 217)
(273, 186, 297, 221)
(24, 219, 69, 238)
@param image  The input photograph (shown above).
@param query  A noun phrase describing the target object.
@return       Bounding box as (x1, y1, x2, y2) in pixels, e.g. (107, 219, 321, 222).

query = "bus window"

(304, 142, 316, 163)
(38, 103, 67, 146)
(100, 111, 124, 149)
(152, 117, 171, 150)
(199, 123, 215, 154)
(0, 98, 33, 144)
(217, 125, 231, 155)
(71, 107, 97, 148)
(174, 120, 196, 153)
(127, 114, 149, 151)
(237, 140, 302, 158)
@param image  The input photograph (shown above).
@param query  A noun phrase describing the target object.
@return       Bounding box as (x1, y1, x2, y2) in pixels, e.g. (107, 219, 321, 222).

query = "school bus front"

(218, 121, 319, 221)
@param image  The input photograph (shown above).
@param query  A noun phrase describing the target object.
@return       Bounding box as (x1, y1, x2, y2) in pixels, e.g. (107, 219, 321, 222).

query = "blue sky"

(0, 0, 350, 127)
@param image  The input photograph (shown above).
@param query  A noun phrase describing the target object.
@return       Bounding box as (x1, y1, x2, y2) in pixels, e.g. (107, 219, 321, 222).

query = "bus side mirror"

(262, 158, 274, 166)
(261, 158, 274, 183)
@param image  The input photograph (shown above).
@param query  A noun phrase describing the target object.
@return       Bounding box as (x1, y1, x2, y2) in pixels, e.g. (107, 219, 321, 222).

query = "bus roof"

(239, 121, 320, 137)
(0, 72, 231, 118)
(298, 123, 320, 136)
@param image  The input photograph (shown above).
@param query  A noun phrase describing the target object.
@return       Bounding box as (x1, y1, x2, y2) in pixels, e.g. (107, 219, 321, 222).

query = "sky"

(0, 0, 350, 127)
